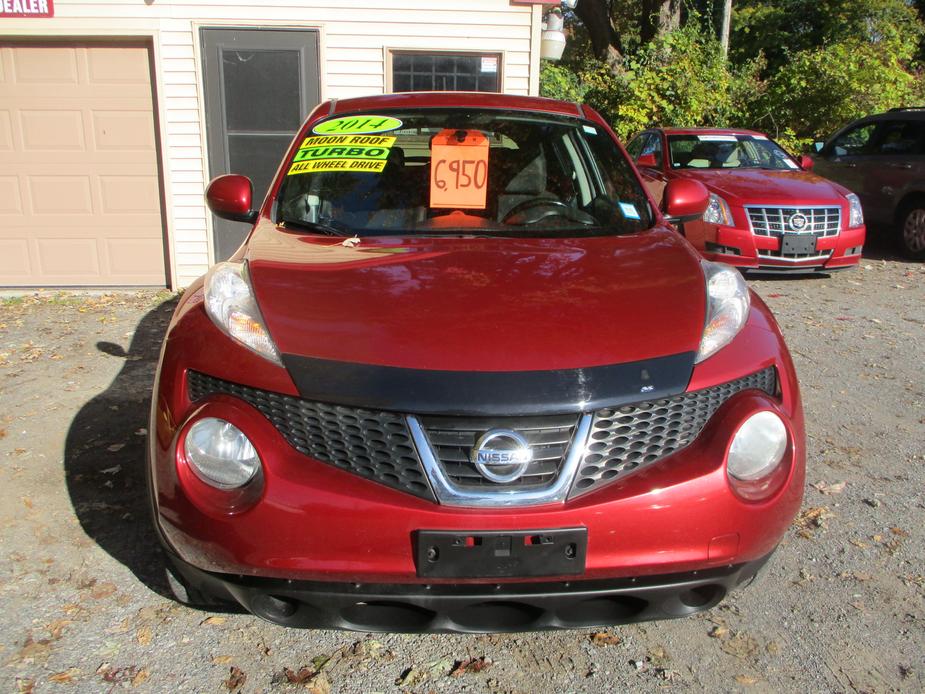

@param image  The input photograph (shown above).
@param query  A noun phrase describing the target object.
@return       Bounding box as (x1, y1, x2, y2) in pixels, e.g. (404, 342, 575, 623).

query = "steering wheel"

(501, 197, 592, 225)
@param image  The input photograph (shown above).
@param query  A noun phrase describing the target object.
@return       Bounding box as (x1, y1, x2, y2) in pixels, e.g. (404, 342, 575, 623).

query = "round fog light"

(184, 418, 260, 489)
(727, 411, 787, 481)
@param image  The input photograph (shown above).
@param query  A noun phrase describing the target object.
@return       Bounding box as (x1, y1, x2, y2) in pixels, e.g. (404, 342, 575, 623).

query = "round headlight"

(727, 411, 788, 481)
(184, 418, 260, 489)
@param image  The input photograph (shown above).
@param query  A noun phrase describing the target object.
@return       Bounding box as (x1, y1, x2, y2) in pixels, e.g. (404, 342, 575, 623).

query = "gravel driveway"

(1, 243, 923, 693)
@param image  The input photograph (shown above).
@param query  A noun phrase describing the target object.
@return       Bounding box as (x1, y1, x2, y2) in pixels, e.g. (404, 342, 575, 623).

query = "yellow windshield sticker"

(299, 135, 396, 148)
(287, 134, 398, 176)
(313, 115, 403, 135)
(293, 145, 391, 162)
(288, 159, 387, 175)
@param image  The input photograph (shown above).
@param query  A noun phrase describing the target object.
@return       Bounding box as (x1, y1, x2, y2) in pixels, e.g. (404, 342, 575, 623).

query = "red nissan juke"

(148, 93, 805, 632)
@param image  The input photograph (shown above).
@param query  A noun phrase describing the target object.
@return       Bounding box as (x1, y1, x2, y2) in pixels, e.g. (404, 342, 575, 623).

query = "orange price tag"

(429, 129, 489, 210)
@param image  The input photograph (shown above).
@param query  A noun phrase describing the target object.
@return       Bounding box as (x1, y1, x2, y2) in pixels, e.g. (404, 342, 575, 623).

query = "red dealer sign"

(1, 0, 53, 17)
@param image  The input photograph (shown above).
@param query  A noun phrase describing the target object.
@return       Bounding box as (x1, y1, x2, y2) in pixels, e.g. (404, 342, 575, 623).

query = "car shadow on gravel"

(64, 298, 178, 599)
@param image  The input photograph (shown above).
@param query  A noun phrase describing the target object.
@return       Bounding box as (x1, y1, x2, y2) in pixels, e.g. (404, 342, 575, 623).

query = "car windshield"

(667, 134, 798, 171)
(275, 109, 652, 237)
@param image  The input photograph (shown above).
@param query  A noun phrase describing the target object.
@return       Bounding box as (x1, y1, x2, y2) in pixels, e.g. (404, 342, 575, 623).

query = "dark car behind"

(812, 107, 925, 259)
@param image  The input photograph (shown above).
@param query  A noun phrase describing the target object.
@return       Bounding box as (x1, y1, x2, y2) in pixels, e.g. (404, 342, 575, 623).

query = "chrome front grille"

(188, 367, 778, 506)
(746, 206, 840, 237)
(417, 414, 580, 489)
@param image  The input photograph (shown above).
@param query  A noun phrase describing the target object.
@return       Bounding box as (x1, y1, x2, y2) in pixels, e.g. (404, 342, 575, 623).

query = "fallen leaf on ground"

(16, 636, 52, 664)
(849, 538, 869, 549)
(136, 627, 152, 646)
(736, 674, 759, 685)
(131, 668, 150, 687)
(16, 677, 35, 693)
(794, 506, 833, 537)
(201, 616, 227, 626)
(46, 619, 72, 640)
(49, 668, 80, 684)
(224, 666, 246, 691)
(812, 480, 846, 495)
(721, 632, 759, 660)
(107, 443, 125, 452)
(590, 631, 621, 646)
(891, 527, 909, 537)
(21, 496, 32, 509)
(709, 625, 728, 639)
(450, 656, 493, 676)
(212, 655, 234, 665)
(89, 582, 117, 599)
(283, 667, 330, 693)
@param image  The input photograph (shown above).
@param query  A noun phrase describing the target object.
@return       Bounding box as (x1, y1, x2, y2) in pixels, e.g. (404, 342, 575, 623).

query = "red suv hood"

(675, 169, 850, 205)
(246, 222, 706, 371)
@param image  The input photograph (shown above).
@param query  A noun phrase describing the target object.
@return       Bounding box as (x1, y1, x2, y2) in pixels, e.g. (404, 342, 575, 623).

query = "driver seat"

(496, 149, 555, 220)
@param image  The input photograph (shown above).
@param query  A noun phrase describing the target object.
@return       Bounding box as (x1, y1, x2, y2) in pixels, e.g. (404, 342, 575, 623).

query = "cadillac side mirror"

(798, 154, 814, 171)
(206, 174, 258, 224)
(636, 153, 658, 168)
(663, 179, 710, 224)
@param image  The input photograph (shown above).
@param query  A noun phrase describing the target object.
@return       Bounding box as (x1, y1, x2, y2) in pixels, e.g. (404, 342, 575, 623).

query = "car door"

(813, 120, 879, 214)
(854, 119, 925, 224)
(628, 131, 667, 205)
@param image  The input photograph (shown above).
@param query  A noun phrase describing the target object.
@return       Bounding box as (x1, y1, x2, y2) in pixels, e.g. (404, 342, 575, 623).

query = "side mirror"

(663, 179, 710, 224)
(636, 153, 658, 168)
(813, 141, 824, 153)
(798, 154, 814, 171)
(206, 174, 258, 224)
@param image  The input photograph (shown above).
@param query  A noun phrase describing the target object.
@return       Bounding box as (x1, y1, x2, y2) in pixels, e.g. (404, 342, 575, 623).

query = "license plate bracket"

(781, 233, 817, 255)
(414, 528, 587, 578)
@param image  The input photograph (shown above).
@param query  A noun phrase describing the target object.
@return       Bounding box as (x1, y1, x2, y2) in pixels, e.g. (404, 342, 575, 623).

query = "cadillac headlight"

(696, 261, 750, 363)
(846, 193, 864, 228)
(204, 262, 281, 365)
(702, 193, 733, 226)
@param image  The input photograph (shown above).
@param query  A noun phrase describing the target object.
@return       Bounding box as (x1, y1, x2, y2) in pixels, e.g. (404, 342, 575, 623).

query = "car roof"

(327, 92, 585, 119)
(655, 127, 768, 137)
(857, 109, 925, 122)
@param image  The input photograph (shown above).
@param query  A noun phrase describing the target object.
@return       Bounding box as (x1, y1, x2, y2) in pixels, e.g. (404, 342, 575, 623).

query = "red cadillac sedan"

(149, 93, 805, 632)
(627, 127, 866, 273)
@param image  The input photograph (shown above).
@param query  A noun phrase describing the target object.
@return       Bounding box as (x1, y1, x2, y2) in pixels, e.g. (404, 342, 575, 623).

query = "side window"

(641, 133, 663, 167)
(626, 134, 647, 159)
(830, 123, 878, 156)
(872, 120, 923, 155)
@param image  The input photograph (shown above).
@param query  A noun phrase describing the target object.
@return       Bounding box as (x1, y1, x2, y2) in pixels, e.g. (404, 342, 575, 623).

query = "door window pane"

(223, 49, 301, 132)
(831, 123, 877, 156)
(392, 52, 501, 93)
(873, 120, 923, 155)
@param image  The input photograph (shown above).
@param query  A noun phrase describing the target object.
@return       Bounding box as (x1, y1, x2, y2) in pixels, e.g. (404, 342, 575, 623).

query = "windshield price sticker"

(430, 129, 490, 210)
(313, 115, 403, 135)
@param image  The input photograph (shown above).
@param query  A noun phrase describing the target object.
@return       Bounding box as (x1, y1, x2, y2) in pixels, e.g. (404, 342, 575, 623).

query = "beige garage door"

(0, 42, 167, 286)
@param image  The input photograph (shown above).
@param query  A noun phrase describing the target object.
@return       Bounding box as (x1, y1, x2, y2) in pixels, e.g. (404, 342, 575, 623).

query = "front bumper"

(698, 222, 865, 272)
(167, 549, 774, 632)
(149, 294, 804, 591)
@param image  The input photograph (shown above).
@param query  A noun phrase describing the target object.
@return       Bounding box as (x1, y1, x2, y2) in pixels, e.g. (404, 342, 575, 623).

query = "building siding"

(1, 0, 540, 287)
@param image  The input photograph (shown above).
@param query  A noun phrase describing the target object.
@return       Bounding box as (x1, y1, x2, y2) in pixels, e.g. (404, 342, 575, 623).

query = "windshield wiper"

(279, 217, 351, 237)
